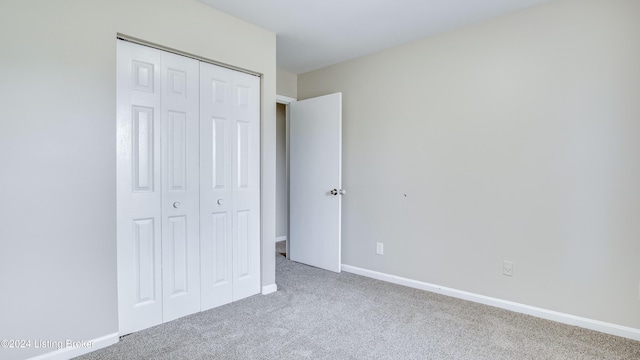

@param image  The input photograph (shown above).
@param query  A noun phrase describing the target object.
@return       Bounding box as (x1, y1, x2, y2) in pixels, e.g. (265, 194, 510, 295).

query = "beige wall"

(277, 68, 298, 98)
(299, 0, 640, 331)
(0, 0, 276, 359)
(276, 103, 288, 238)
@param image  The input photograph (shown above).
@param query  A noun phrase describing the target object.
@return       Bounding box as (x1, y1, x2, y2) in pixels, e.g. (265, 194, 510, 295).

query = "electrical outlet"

(376, 242, 384, 255)
(503, 261, 513, 276)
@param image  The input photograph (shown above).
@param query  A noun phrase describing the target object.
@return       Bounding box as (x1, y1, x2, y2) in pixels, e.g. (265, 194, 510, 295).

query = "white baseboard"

(275, 236, 287, 243)
(341, 264, 640, 342)
(28, 332, 118, 360)
(262, 283, 278, 295)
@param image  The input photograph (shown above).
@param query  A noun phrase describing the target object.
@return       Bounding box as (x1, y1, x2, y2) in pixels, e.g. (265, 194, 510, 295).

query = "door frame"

(275, 95, 296, 259)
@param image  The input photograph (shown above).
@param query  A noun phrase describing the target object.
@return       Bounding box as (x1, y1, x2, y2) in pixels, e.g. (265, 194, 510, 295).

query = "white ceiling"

(198, 0, 553, 74)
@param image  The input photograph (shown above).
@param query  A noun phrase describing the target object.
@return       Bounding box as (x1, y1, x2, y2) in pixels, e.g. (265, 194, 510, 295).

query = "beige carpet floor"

(78, 241, 640, 359)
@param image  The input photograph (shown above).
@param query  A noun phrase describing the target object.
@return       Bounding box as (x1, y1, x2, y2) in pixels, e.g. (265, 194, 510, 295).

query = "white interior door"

(200, 62, 261, 311)
(160, 50, 200, 323)
(117, 40, 200, 334)
(289, 93, 342, 273)
(117, 41, 163, 335)
(229, 69, 261, 301)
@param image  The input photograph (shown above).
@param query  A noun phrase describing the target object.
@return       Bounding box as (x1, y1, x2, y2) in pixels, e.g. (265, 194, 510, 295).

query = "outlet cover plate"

(376, 242, 384, 255)
(503, 261, 513, 276)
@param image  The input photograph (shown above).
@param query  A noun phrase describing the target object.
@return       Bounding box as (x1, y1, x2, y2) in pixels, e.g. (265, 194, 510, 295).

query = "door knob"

(330, 189, 338, 195)
(339, 189, 346, 195)
(173, 201, 181, 208)
(330, 189, 346, 196)
(217, 199, 224, 205)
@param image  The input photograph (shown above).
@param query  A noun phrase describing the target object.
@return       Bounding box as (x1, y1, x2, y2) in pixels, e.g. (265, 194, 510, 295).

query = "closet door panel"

(200, 62, 234, 310)
(117, 40, 163, 335)
(161, 51, 201, 322)
(231, 72, 261, 301)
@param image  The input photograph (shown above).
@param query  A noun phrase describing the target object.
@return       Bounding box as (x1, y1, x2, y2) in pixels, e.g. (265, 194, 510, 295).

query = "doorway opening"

(275, 96, 295, 261)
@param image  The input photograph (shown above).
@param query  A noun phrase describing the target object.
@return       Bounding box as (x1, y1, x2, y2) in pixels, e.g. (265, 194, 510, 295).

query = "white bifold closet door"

(200, 62, 261, 311)
(117, 40, 260, 336)
(117, 41, 201, 335)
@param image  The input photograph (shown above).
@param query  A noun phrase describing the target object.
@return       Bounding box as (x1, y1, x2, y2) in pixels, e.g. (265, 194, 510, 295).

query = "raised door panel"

(212, 117, 228, 190)
(167, 111, 187, 191)
(235, 210, 251, 279)
(132, 106, 155, 192)
(133, 218, 158, 305)
(236, 120, 250, 189)
(165, 216, 188, 296)
(203, 211, 232, 308)
(117, 40, 163, 335)
(161, 51, 200, 323)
